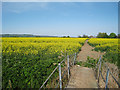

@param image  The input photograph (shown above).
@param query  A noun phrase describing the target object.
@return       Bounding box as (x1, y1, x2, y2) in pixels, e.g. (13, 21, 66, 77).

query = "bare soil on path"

(67, 40, 104, 88)
(77, 40, 105, 62)
(67, 66, 98, 88)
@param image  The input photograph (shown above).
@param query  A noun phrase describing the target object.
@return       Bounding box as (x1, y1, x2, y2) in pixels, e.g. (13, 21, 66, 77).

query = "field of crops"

(2, 37, 87, 88)
(88, 38, 120, 68)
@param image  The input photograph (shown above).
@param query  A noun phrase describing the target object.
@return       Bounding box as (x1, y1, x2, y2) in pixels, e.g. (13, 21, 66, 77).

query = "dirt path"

(67, 66, 98, 88)
(77, 40, 104, 62)
(67, 40, 104, 88)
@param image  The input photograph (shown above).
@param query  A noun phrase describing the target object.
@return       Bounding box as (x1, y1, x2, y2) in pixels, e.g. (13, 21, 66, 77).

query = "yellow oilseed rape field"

(88, 38, 119, 67)
(2, 37, 87, 88)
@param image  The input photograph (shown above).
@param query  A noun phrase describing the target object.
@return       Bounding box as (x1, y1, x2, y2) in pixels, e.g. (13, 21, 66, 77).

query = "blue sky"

(2, 2, 118, 36)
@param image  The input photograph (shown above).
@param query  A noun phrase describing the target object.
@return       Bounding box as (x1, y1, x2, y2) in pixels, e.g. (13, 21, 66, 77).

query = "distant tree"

(63, 36, 66, 38)
(67, 36, 70, 38)
(89, 35, 94, 38)
(82, 34, 89, 38)
(109, 33, 117, 38)
(118, 34, 120, 38)
(78, 35, 81, 38)
(97, 32, 109, 38)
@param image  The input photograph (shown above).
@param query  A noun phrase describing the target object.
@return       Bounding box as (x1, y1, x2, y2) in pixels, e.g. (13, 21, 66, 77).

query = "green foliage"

(103, 45, 119, 65)
(2, 37, 87, 88)
(88, 38, 119, 68)
(82, 35, 89, 38)
(94, 46, 111, 52)
(93, 45, 119, 66)
(118, 34, 120, 38)
(2, 55, 60, 88)
(67, 36, 70, 38)
(62, 36, 70, 38)
(76, 56, 99, 68)
(78, 35, 81, 38)
(109, 33, 117, 38)
(97, 32, 109, 38)
(118, 52, 120, 69)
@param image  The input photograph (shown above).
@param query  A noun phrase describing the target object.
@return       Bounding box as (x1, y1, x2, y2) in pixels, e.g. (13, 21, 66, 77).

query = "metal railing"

(39, 53, 120, 89)
(96, 55, 120, 89)
(39, 52, 77, 89)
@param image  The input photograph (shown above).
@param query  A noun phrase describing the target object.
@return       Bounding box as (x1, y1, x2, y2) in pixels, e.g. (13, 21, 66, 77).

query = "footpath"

(67, 40, 104, 88)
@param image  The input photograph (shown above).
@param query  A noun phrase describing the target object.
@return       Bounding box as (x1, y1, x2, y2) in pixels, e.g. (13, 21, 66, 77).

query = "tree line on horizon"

(77, 32, 120, 38)
(1, 32, 120, 38)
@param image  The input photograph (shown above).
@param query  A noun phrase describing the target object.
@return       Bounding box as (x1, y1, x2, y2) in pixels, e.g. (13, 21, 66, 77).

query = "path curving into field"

(67, 39, 104, 88)
(77, 40, 105, 62)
